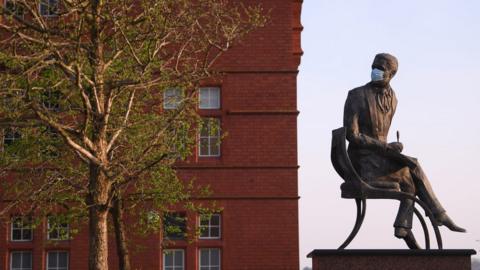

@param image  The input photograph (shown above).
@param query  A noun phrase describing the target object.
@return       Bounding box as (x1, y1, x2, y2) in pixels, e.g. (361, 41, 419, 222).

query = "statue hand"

(387, 142, 403, 153)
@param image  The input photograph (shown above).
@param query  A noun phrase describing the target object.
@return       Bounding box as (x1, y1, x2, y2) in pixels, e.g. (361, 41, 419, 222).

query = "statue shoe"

(435, 213, 467, 233)
(395, 228, 420, 249)
(394, 227, 409, 239)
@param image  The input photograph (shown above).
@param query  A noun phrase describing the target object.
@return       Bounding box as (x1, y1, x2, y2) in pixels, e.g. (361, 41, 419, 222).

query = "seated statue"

(343, 53, 466, 244)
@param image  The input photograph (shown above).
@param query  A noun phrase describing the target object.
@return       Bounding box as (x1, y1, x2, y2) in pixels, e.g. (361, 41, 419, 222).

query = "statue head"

(371, 53, 398, 86)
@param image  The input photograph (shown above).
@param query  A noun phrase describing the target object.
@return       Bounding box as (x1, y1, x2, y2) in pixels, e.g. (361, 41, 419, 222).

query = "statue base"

(307, 249, 476, 270)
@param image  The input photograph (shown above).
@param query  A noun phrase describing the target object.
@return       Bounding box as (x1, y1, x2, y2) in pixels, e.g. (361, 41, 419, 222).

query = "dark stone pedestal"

(307, 249, 477, 270)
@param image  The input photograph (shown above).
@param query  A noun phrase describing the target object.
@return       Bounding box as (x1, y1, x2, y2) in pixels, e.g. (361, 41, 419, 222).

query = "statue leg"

(410, 160, 445, 216)
(410, 159, 466, 232)
(377, 167, 416, 237)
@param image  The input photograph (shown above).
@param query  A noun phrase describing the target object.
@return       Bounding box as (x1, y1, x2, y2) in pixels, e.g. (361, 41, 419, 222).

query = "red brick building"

(0, 0, 303, 269)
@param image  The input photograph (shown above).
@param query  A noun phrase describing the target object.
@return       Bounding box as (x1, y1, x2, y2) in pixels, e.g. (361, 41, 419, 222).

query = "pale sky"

(298, 0, 480, 268)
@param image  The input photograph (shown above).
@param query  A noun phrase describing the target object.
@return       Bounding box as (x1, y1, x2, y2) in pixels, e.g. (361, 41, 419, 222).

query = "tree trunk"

(89, 206, 109, 270)
(111, 196, 132, 270)
(88, 164, 111, 270)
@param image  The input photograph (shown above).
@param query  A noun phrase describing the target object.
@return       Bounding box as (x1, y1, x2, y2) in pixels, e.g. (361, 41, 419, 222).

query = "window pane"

(199, 138, 209, 156)
(22, 252, 32, 268)
(163, 213, 186, 240)
(58, 252, 68, 267)
(12, 229, 21, 240)
(199, 89, 209, 109)
(210, 227, 220, 238)
(49, 229, 59, 240)
(23, 229, 32, 240)
(211, 249, 220, 265)
(200, 250, 209, 266)
(11, 253, 22, 268)
(12, 217, 21, 229)
(199, 87, 220, 109)
(164, 88, 182, 109)
(200, 227, 209, 238)
(211, 215, 220, 226)
(164, 252, 173, 266)
(209, 138, 220, 156)
(174, 250, 183, 266)
(48, 253, 56, 267)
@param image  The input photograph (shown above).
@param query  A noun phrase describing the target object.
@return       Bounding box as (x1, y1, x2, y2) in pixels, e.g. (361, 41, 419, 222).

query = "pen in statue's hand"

(387, 130, 403, 153)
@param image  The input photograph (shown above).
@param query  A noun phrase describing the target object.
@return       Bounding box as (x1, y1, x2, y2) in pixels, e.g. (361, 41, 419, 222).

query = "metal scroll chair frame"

(331, 127, 443, 250)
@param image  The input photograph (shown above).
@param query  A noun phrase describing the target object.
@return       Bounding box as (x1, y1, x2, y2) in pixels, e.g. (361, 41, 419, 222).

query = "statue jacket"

(343, 82, 401, 180)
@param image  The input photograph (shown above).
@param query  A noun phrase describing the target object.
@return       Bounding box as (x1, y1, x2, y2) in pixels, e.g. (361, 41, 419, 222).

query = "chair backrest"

(331, 127, 364, 190)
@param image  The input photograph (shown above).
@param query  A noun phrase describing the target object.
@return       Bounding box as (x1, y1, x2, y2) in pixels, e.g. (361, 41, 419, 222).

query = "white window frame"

(3, 0, 25, 17)
(163, 212, 187, 240)
(11, 216, 33, 242)
(199, 214, 221, 240)
(42, 89, 61, 111)
(10, 251, 32, 270)
(39, 0, 58, 17)
(3, 128, 21, 146)
(47, 217, 69, 240)
(199, 248, 221, 270)
(46, 251, 69, 270)
(199, 87, 221, 109)
(163, 249, 185, 270)
(198, 118, 221, 157)
(163, 88, 183, 109)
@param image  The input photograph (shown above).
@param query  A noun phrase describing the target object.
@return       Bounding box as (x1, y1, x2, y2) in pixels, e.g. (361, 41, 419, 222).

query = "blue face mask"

(371, 68, 384, 81)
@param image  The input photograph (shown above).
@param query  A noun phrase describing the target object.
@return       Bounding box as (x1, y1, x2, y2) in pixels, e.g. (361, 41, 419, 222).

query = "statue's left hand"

(387, 142, 403, 153)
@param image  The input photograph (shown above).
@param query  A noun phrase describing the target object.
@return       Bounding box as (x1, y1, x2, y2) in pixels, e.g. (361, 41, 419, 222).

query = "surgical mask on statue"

(371, 68, 384, 81)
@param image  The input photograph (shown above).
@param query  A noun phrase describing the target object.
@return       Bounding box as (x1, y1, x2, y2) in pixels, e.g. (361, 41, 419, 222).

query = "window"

(3, 128, 21, 147)
(42, 89, 61, 111)
(10, 251, 32, 270)
(47, 251, 68, 270)
(163, 88, 183, 109)
(163, 213, 186, 240)
(163, 249, 184, 270)
(199, 249, 221, 270)
(40, 0, 58, 16)
(199, 87, 220, 109)
(4, 0, 24, 17)
(199, 214, 221, 239)
(47, 217, 69, 240)
(199, 118, 220, 157)
(11, 216, 32, 241)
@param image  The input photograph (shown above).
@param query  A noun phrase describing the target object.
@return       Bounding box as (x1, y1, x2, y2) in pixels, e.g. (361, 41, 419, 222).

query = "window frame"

(47, 216, 70, 241)
(10, 216, 33, 242)
(3, 128, 22, 149)
(198, 248, 221, 270)
(163, 249, 185, 270)
(198, 118, 221, 158)
(199, 87, 221, 109)
(163, 212, 187, 240)
(46, 250, 69, 270)
(199, 214, 221, 240)
(3, 0, 25, 17)
(39, 0, 58, 17)
(42, 89, 61, 111)
(10, 250, 33, 270)
(163, 88, 183, 110)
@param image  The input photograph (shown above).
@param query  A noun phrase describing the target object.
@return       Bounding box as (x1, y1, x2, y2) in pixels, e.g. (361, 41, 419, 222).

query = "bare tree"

(0, 1, 265, 269)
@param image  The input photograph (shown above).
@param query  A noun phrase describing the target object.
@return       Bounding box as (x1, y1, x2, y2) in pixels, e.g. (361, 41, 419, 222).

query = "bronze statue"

(342, 53, 466, 245)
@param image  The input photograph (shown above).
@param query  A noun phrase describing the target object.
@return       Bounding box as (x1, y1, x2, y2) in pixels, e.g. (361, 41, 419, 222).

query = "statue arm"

(343, 92, 387, 153)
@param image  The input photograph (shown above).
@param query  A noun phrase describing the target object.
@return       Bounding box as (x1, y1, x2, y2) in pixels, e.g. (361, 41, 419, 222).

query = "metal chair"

(330, 127, 443, 249)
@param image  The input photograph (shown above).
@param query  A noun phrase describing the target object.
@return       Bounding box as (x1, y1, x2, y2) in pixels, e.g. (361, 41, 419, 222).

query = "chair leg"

(413, 206, 430, 249)
(338, 198, 366, 249)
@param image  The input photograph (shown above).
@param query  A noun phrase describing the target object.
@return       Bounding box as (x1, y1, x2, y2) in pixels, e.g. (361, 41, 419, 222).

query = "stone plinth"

(307, 249, 476, 270)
